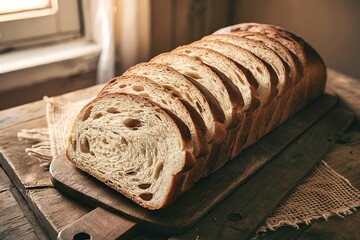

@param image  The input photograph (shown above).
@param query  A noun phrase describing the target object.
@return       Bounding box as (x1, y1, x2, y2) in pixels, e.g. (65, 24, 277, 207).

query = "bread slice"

(189, 39, 273, 157)
(151, 53, 233, 130)
(230, 31, 302, 134)
(231, 31, 301, 133)
(172, 45, 259, 174)
(98, 75, 207, 158)
(202, 34, 290, 146)
(233, 31, 298, 83)
(66, 93, 195, 209)
(150, 52, 240, 186)
(123, 62, 225, 145)
(173, 45, 257, 112)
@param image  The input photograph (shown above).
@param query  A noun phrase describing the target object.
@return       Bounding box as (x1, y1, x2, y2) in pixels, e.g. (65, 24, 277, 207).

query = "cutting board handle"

(58, 207, 139, 240)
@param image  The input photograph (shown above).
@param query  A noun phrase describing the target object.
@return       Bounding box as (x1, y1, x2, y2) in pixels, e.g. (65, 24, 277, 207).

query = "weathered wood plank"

(0, 102, 46, 131)
(58, 208, 139, 240)
(0, 191, 38, 240)
(325, 131, 360, 187)
(298, 130, 360, 240)
(0, 117, 53, 203)
(0, 167, 49, 239)
(301, 213, 360, 240)
(327, 68, 360, 121)
(0, 166, 12, 192)
(0, 167, 49, 240)
(172, 105, 354, 240)
(259, 127, 360, 240)
(27, 188, 94, 239)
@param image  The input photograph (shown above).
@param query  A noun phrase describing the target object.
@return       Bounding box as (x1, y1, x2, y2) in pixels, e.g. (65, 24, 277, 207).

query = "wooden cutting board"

(49, 94, 354, 239)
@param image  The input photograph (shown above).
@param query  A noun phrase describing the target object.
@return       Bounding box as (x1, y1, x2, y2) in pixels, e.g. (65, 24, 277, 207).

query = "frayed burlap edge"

(45, 96, 93, 158)
(17, 96, 92, 169)
(260, 160, 360, 232)
(17, 128, 52, 169)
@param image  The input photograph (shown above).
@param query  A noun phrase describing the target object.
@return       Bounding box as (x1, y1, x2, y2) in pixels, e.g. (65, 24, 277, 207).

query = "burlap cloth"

(17, 96, 360, 232)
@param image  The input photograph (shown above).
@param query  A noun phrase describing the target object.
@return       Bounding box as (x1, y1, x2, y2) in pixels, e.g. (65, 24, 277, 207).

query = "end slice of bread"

(67, 93, 195, 209)
(151, 53, 233, 129)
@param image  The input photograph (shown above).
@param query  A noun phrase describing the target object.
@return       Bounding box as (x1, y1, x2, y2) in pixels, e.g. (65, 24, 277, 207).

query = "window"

(0, 0, 82, 52)
(0, 0, 58, 22)
(0, 0, 100, 94)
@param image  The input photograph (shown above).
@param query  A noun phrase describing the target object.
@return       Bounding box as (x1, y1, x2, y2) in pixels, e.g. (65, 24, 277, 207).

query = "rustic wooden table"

(0, 69, 359, 240)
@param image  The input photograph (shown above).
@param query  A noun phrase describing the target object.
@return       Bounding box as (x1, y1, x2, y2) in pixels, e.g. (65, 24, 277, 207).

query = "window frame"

(0, 0, 101, 92)
(0, 0, 59, 22)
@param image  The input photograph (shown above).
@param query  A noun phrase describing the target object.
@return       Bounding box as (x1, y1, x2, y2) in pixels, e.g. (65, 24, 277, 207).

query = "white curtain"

(119, 0, 140, 71)
(91, 0, 115, 84)
(90, 0, 150, 82)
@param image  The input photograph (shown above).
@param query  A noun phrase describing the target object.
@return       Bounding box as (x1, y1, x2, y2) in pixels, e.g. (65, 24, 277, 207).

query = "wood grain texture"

(0, 166, 12, 192)
(298, 130, 360, 240)
(301, 213, 360, 240)
(150, 0, 172, 57)
(27, 188, 94, 239)
(327, 68, 360, 121)
(0, 98, 50, 193)
(0, 191, 38, 240)
(174, 0, 230, 47)
(172, 105, 354, 240)
(260, 128, 360, 240)
(50, 94, 337, 235)
(58, 208, 139, 240)
(0, 167, 48, 240)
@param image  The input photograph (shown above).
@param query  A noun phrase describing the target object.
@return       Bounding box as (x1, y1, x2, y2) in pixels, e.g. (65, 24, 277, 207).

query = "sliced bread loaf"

(66, 23, 327, 210)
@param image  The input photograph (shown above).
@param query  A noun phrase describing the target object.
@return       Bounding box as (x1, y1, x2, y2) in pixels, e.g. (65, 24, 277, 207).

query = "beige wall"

(150, 0, 231, 58)
(232, 0, 360, 79)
